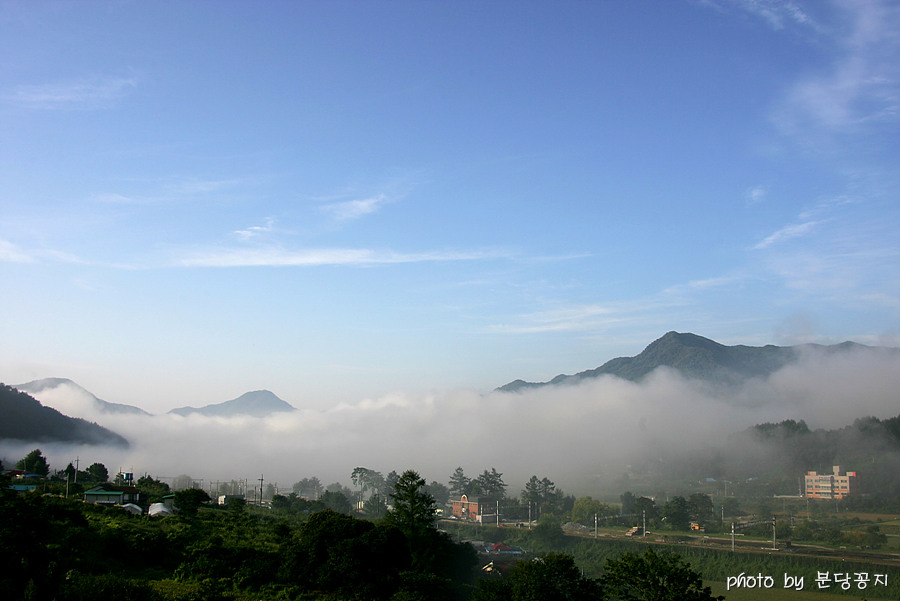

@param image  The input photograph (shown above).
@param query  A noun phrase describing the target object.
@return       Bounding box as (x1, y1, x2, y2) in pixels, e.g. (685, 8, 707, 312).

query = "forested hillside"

(643, 414, 900, 511)
(0, 384, 128, 447)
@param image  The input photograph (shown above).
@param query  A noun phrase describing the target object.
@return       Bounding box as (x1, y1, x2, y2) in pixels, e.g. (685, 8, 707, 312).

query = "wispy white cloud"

(93, 177, 246, 205)
(5, 75, 138, 110)
(663, 273, 748, 295)
(179, 246, 508, 268)
(165, 178, 244, 196)
(754, 220, 821, 249)
(0, 238, 36, 263)
(321, 193, 390, 221)
(93, 193, 140, 204)
(0, 237, 91, 265)
(489, 304, 619, 334)
(771, 0, 900, 143)
(798, 194, 860, 220)
(745, 185, 766, 205)
(233, 218, 276, 241)
(486, 293, 691, 336)
(733, 0, 820, 31)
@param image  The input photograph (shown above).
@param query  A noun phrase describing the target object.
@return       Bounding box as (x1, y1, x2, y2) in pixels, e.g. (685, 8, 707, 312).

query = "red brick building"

(451, 494, 498, 523)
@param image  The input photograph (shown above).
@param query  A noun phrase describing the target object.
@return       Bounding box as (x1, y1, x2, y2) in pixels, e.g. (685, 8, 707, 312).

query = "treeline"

(0, 470, 480, 601)
(641, 414, 900, 511)
(737, 415, 900, 510)
(1, 469, 727, 601)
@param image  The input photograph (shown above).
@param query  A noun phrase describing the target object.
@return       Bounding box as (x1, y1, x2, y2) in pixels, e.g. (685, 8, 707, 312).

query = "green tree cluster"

(291, 476, 323, 498)
(601, 547, 724, 601)
(571, 496, 613, 525)
(136, 474, 171, 504)
(15, 448, 49, 476)
(172, 488, 211, 517)
(521, 475, 563, 514)
(447, 467, 507, 499)
(473, 552, 602, 601)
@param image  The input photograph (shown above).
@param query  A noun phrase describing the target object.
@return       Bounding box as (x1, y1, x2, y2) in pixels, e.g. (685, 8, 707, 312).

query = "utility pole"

(258, 474, 264, 505)
(74, 456, 79, 483)
(770, 516, 777, 549)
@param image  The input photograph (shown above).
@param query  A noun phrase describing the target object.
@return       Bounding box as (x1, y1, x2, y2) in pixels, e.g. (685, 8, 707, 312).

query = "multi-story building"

(451, 494, 498, 523)
(804, 465, 857, 499)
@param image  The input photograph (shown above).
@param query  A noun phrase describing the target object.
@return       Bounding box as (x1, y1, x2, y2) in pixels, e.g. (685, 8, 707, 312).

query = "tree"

(309, 476, 324, 498)
(476, 467, 506, 499)
(217, 479, 244, 496)
(171, 474, 194, 491)
(226, 495, 246, 515)
(173, 488, 210, 517)
(633, 496, 658, 525)
(448, 466, 471, 498)
(522, 475, 562, 514)
(600, 547, 724, 601)
(571, 496, 612, 525)
(662, 496, 690, 531)
(721, 496, 741, 517)
(279, 510, 410, 600)
(319, 490, 352, 514)
(326, 481, 353, 495)
(271, 494, 291, 510)
(688, 492, 714, 525)
(364, 492, 389, 519)
(473, 553, 602, 601)
(385, 470, 478, 589)
(425, 480, 451, 508)
(385, 470, 436, 537)
(384, 470, 401, 496)
(15, 449, 49, 476)
(293, 476, 324, 499)
(85, 462, 108, 482)
(351, 467, 385, 509)
(137, 474, 171, 503)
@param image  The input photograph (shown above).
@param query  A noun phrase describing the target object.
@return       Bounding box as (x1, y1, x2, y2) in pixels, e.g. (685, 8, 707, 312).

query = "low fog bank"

(5, 345, 898, 497)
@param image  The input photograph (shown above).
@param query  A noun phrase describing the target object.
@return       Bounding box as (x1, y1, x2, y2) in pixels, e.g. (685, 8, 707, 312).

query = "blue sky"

(2, 0, 899, 413)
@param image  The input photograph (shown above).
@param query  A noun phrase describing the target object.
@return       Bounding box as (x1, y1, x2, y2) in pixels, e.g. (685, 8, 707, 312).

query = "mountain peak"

(14, 378, 150, 416)
(16, 377, 76, 392)
(649, 331, 725, 350)
(495, 332, 854, 392)
(168, 389, 295, 417)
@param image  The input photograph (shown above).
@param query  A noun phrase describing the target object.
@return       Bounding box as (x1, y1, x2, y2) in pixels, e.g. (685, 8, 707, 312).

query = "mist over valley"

(5, 332, 899, 498)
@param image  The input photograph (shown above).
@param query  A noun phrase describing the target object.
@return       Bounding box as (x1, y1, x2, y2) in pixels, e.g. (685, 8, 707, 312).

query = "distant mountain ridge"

(0, 384, 129, 447)
(14, 378, 150, 415)
(497, 331, 896, 392)
(168, 390, 295, 417)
